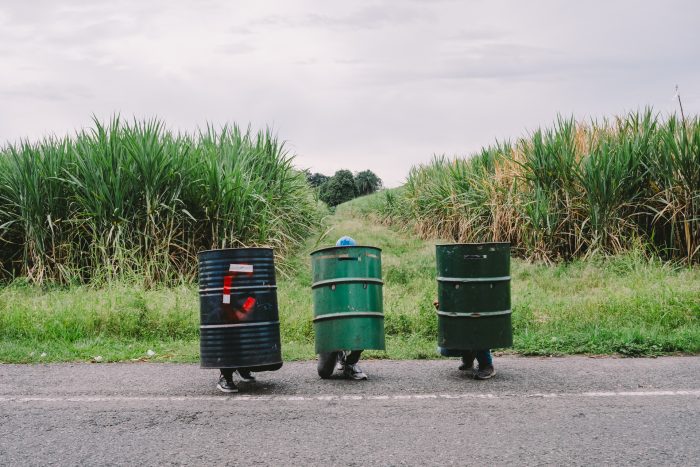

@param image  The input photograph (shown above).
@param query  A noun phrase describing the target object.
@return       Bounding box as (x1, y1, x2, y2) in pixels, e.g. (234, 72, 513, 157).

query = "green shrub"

(319, 169, 357, 207)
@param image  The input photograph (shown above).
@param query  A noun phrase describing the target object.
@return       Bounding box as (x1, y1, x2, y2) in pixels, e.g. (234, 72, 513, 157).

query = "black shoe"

(458, 357, 474, 371)
(217, 375, 238, 393)
(343, 363, 368, 380)
(237, 369, 256, 382)
(474, 365, 496, 380)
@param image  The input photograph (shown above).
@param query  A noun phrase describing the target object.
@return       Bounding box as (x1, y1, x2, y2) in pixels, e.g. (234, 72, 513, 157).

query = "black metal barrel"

(198, 247, 283, 371)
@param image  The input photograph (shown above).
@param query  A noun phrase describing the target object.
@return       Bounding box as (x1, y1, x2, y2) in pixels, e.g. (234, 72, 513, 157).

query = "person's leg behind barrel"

(217, 368, 238, 393)
(342, 350, 367, 380)
(474, 350, 495, 380)
(439, 346, 473, 371)
(460, 351, 475, 371)
(236, 368, 256, 382)
(317, 351, 340, 379)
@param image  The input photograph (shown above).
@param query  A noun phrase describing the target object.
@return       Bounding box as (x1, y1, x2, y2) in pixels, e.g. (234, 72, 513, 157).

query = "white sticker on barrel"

(229, 264, 254, 273)
(222, 295, 231, 304)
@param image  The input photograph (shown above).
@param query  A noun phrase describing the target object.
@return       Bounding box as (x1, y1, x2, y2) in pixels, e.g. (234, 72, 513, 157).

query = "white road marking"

(0, 390, 698, 404)
(583, 390, 700, 397)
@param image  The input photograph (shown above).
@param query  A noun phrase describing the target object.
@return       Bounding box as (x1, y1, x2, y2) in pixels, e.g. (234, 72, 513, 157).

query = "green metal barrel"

(436, 243, 513, 350)
(310, 245, 385, 354)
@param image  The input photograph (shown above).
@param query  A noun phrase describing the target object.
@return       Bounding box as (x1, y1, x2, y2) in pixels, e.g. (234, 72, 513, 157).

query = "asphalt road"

(1, 357, 698, 466)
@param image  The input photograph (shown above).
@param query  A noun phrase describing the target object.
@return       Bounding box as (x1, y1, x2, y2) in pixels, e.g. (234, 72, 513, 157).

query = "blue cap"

(336, 236, 357, 246)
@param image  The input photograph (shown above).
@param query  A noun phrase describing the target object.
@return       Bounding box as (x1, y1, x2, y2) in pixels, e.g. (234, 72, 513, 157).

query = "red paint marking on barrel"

(222, 275, 233, 304)
(242, 297, 256, 312)
(223, 264, 256, 314)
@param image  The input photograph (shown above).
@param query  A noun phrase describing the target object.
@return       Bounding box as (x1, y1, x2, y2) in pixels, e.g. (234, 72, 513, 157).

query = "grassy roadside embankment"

(1, 193, 698, 363)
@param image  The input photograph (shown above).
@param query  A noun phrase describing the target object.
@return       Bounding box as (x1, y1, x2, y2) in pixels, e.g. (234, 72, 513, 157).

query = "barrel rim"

(435, 242, 510, 247)
(198, 247, 274, 257)
(310, 245, 382, 255)
(437, 275, 510, 283)
(311, 277, 384, 289)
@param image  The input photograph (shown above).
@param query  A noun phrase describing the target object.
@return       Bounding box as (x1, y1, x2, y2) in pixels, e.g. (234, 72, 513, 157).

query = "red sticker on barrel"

(222, 264, 254, 305)
(242, 297, 256, 312)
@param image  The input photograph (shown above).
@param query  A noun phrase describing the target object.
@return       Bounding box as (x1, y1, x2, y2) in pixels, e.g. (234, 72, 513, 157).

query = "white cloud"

(1, 0, 699, 186)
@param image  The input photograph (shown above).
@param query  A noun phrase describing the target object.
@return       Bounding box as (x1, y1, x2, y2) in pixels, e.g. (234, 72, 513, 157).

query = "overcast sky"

(1, 1, 699, 186)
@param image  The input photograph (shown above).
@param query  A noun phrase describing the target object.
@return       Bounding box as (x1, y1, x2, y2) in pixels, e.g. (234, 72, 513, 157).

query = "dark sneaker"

(474, 365, 496, 380)
(343, 363, 368, 380)
(217, 375, 238, 393)
(458, 358, 474, 371)
(237, 369, 256, 382)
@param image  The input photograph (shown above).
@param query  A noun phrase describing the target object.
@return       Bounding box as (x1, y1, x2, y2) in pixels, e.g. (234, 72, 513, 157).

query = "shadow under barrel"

(311, 245, 385, 354)
(198, 247, 283, 371)
(436, 243, 513, 350)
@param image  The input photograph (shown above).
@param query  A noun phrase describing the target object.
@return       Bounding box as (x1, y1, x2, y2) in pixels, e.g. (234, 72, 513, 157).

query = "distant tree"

(355, 170, 382, 196)
(306, 172, 330, 188)
(319, 169, 357, 207)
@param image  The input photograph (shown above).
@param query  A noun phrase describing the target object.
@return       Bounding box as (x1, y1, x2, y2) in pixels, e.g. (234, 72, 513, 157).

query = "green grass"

(1, 198, 698, 363)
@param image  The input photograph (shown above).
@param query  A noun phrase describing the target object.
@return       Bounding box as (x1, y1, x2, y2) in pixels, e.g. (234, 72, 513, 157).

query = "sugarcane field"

(1, 2, 699, 466)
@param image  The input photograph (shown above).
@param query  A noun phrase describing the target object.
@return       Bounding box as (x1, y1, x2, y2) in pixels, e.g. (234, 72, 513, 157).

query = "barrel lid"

(310, 245, 382, 255)
(197, 246, 274, 256)
(435, 242, 510, 247)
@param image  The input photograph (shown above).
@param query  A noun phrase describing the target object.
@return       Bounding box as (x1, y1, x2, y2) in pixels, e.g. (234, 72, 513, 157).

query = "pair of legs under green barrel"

(312, 237, 383, 381)
(439, 347, 496, 380)
(317, 350, 367, 380)
(436, 243, 512, 381)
